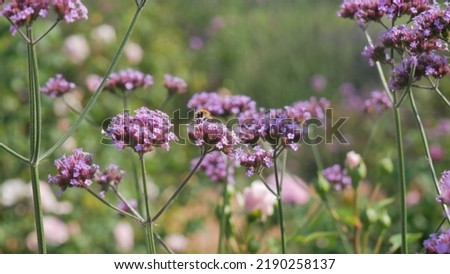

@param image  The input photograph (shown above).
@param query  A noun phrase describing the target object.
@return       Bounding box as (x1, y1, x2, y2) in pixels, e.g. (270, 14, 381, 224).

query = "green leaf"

(388, 233, 423, 253)
(295, 231, 337, 243)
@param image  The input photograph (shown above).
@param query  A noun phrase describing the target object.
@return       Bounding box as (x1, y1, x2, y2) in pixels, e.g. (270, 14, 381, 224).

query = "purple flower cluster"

(188, 119, 238, 155)
(104, 69, 153, 93)
(1, 0, 88, 34)
(41, 74, 76, 97)
(48, 148, 99, 192)
(436, 170, 450, 205)
(164, 74, 187, 94)
(423, 228, 450, 254)
(235, 145, 273, 177)
(389, 53, 450, 90)
(95, 164, 125, 197)
(187, 91, 257, 116)
(103, 107, 177, 154)
(53, 0, 87, 23)
(1, 0, 50, 34)
(322, 164, 352, 191)
(338, 0, 430, 25)
(363, 91, 393, 113)
(193, 151, 233, 183)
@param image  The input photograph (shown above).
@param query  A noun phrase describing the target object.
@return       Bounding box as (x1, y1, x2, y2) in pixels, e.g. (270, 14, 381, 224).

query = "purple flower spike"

(53, 0, 88, 23)
(423, 228, 450, 254)
(103, 107, 177, 154)
(1, 0, 50, 34)
(235, 145, 273, 177)
(95, 164, 125, 197)
(363, 90, 392, 113)
(187, 91, 225, 116)
(193, 151, 234, 183)
(188, 119, 238, 155)
(322, 164, 352, 191)
(48, 148, 99, 192)
(164, 74, 187, 94)
(41, 74, 76, 97)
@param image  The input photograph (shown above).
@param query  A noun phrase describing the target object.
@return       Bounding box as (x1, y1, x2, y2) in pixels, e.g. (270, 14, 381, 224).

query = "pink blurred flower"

(165, 234, 188, 253)
(27, 216, 70, 251)
(243, 180, 276, 219)
(310, 74, 327, 92)
(430, 144, 445, 161)
(345, 150, 362, 170)
(267, 173, 310, 205)
(114, 221, 134, 252)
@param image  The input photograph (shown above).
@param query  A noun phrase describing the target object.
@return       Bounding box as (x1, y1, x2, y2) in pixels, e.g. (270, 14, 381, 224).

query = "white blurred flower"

(114, 221, 134, 252)
(26, 216, 70, 251)
(243, 180, 276, 219)
(91, 24, 116, 45)
(124, 42, 144, 64)
(64, 34, 90, 64)
(39, 182, 73, 215)
(345, 150, 362, 170)
(165, 234, 188, 253)
(0, 178, 28, 207)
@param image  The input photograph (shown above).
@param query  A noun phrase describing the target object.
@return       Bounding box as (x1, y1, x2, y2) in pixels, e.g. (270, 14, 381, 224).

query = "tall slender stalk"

(273, 146, 286, 254)
(393, 92, 408, 254)
(218, 180, 229, 254)
(26, 26, 46, 254)
(138, 153, 156, 254)
(408, 90, 450, 224)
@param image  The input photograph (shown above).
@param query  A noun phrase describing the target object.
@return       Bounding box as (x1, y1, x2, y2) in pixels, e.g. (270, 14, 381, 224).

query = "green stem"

(273, 147, 286, 254)
(323, 198, 353, 253)
(39, 3, 147, 161)
(393, 92, 408, 254)
(152, 150, 208, 222)
(0, 143, 28, 163)
(111, 185, 144, 220)
(26, 27, 46, 254)
(160, 93, 174, 111)
(408, 91, 450, 224)
(33, 19, 61, 45)
(218, 180, 229, 254)
(430, 80, 450, 110)
(353, 185, 361, 254)
(138, 153, 156, 254)
(85, 188, 144, 223)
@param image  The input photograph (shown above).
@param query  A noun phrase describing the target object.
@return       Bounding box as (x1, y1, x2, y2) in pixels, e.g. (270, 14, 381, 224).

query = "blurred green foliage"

(1, 0, 450, 253)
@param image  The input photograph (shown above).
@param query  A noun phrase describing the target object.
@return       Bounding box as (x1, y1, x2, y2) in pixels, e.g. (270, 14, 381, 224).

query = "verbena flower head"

(264, 109, 303, 151)
(103, 107, 177, 154)
(41, 74, 76, 97)
(104, 69, 153, 93)
(236, 108, 266, 145)
(48, 148, 99, 192)
(243, 180, 277, 219)
(187, 91, 257, 117)
(437, 170, 450, 205)
(163, 74, 187, 94)
(423, 228, 450, 254)
(414, 1, 450, 39)
(53, 0, 87, 23)
(1, 0, 50, 34)
(188, 118, 238, 154)
(193, 151, 234, 183)
(363, 90, 393, 113)
(235, 145, 273, 177)
(95, 164, 125, 197)
(322, 164, 352, 191)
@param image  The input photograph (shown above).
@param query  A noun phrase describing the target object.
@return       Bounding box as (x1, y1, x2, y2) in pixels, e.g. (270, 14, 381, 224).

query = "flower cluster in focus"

(423, 228, 450, 254)
(41, 74, 76, 97)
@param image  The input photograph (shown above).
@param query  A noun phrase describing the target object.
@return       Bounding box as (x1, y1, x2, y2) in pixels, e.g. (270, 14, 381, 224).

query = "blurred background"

(1, 0, 450, 253)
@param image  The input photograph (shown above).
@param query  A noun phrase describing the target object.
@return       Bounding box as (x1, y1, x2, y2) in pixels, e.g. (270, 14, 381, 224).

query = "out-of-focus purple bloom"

(187, 91, 257, 117)
(287, 97, 330, 121)
(243, 180, 277, 219)
(235, 145, 273, 177)
(117, 199, 138, 215)
(363, 90, 392, 113)
(188, 119, 238, 155)
(104, 69, 153, 93)
(164, 74, 187, 94)
(53, 0, 88, 23)
(189, 36, 204, 50)
(437, 170, 450, 205)
(414, 2, 450, 39)
(193, 151, 234, 183)
(322, 164, 352, 191)
(1, 0, 50, 34)
(48, 148, 99, 192)
(265, 109, 303, 151)
(103, 107, 177, 154)
(423, 228, 450, 254)
(362, 44, 389, 66)
(41, 74, 76, 97)
(430, 144, 445, 161)
(310, 74, 327, 92)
